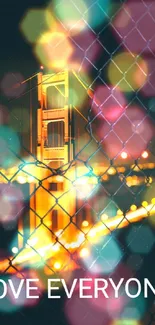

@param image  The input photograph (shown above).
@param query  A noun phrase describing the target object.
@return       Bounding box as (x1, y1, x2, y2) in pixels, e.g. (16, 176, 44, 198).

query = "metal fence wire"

(1, 0, 155, 323)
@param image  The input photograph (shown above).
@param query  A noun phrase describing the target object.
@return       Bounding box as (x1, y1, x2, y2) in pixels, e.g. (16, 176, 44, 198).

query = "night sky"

(0, 1, 44, 75)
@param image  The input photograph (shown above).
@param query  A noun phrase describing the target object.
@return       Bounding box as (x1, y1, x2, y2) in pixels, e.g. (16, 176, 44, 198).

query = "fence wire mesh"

(0, 0, 155, 323)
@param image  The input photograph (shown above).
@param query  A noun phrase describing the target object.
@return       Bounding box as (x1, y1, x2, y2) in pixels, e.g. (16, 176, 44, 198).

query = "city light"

(54, 262, 61, 270)
(79, 248, 89, 258)
(130, 205, 137, 212)
(17, 176, 26, 184)
(101, 214, 108, 221)
(82, 220, 89, 227)
(121, 152, 128, 159)
(142, 201, 148, 208)
(12, 247, 18, 254)
(151, 198, 155, 205)
(141, 151, 149, 159)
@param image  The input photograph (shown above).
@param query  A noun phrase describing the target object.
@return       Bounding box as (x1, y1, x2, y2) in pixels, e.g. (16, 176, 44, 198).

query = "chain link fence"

(0, 0, 155, 323)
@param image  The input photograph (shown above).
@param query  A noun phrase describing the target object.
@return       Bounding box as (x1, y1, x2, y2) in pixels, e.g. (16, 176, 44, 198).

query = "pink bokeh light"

(112, 1, 155, 53)
(97, 106, 154, 160)
(92, 86, 126, 124)
(65, 290, 111, 325)
(69, 29, 102, 72)
(0, 183, 24, 225)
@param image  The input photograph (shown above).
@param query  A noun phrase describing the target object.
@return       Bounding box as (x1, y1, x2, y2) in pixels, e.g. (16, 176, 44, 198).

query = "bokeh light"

(73, 176, 97, 200)
(126, 225, 155, 255)
(144, 184, 155, 202)
(120, 286, 146, 320)
(0, 126, 20, 168)
(121, 152, 128, 159)
(140, 58, 155, 97)
(69, 28, 101, 72)
(34, 31, 73, 70)
(12, 247, 19, 254)
(54, 261, 61, 270)
(1, 72, 26, 98)
(92, 86, 126, 124)
(108, 52, 148, 92)
(12, 226, 57, 269)
(0, 183, 23, 225)
(99, 198, 118, 220)
(51, 0, 88, 34)
(101, 105, 154, 160)
(0, 276, 21, 313)
(20, 8, 56, 44)
(80, 268, 130, 317)
(141, 151, 149, 159)
(51, 0, 111, 33)
(112, 321, 140, 325)
(65, 288, 111, 325)
(113, 2, 155, 53)
(81, 235, 122, 274)
(82, 220, 89, 227)
(79, 247, 90, 258)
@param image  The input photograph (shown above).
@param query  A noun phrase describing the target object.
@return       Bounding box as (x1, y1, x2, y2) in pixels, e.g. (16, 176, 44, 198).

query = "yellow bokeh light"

(130, 205, 137, 212)
(108, 167, 116, 175)
(108, 52, 148, 92)
(17, 175, 26, 184)
(52, 244, 60, 252)
(101, 214, 108, 221)
(82, 220, 89, 227)
(151, 198, 155, 205)
(79, 248, 89, 258)
(142, 201, 148, 207)
(54, 262, 61, 270)
(34, 31, 73, 70)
